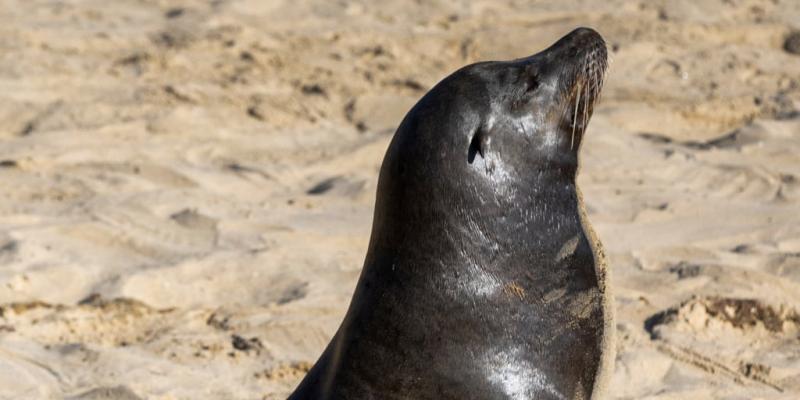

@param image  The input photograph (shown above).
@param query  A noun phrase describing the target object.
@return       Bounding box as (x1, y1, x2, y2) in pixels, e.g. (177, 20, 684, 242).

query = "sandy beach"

(0, 0, 799, 398)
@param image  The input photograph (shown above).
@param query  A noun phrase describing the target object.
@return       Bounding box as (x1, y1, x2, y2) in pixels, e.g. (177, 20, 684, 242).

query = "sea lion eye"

(525, 74, 540, 93)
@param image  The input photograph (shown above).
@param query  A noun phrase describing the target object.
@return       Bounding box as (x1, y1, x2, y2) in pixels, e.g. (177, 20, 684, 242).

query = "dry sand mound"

(646, 297, 799, 393)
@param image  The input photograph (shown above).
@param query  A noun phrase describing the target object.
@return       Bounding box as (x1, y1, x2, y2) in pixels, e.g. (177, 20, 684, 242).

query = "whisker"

(560, 42, 609, 152)
(571, 81, 581, 150)
(582, 75, 589, 144)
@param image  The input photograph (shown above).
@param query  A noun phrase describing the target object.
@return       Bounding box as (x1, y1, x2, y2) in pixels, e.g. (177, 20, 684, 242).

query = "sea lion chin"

(289, 27, 613, 400)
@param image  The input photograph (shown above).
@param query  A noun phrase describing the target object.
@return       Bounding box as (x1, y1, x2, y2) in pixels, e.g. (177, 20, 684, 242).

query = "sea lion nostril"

(570, 27, 602, 40)
(562, 27, 606, 55)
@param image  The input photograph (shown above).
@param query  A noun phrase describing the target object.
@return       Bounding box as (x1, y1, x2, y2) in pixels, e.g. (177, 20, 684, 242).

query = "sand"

(0, 0, 799, 399)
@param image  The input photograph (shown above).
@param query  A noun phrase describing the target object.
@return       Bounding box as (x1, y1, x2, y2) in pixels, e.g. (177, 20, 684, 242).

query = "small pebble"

(784, 31, 800, 55)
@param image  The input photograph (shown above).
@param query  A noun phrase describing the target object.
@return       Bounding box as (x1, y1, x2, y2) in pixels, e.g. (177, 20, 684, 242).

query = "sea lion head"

(377, 27, 608, 227)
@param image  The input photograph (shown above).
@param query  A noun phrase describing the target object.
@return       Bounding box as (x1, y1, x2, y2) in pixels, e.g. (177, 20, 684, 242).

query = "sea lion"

(289, 27, 613, 400)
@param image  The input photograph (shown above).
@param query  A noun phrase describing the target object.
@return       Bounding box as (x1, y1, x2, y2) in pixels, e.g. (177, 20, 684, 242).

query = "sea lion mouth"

(554, 28, 608, 150)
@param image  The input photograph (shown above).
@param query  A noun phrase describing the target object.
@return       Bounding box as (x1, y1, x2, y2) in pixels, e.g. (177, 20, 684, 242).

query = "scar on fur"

(504, 282, 526, 300)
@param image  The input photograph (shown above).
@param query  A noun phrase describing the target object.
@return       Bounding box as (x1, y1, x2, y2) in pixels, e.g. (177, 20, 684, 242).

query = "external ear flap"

(524, 64, 540, 93)
(468, 127, 490, 164)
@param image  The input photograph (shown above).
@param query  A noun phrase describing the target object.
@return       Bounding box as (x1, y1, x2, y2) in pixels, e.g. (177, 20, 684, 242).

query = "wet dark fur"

(289, 27, 610, 400)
